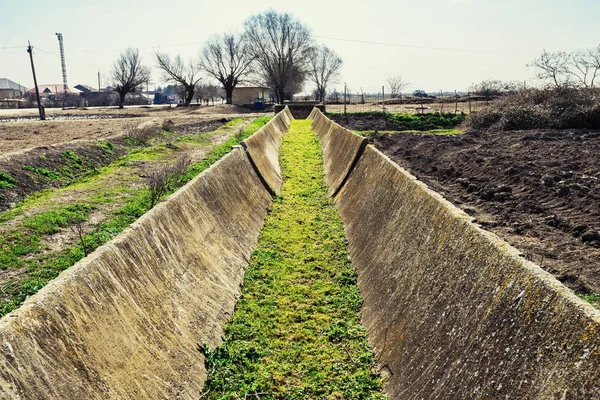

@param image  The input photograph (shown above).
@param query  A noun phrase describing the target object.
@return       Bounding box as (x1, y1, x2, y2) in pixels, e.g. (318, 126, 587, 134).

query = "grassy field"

(0, 117, 271, 317)
(201, 120, 386, 399)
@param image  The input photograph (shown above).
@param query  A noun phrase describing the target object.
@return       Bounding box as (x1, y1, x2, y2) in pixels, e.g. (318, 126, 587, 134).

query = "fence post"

(468, 92, 472, 114)
(455, 90, 458, 114)
(440, 90, 444, 113)
(344, 83, 347, 117)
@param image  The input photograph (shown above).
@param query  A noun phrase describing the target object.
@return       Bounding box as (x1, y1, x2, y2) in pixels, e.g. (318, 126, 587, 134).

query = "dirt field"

(0, 105, 265, 155)
(360, 128, 600, 298)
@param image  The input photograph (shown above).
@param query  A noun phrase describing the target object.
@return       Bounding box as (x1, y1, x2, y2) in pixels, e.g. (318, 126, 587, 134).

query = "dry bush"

(123, 121, 161, 143)
(146, 154, 191, 208)
(468, 87, 600, 131)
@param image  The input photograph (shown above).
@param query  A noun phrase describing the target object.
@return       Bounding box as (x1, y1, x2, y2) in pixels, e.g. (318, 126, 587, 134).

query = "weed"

(62, 150, 83, 167)
(23, 165, 61, 180)
(0, 172, 16, 189)
(96, 141, 115, 156)
(577, 292, 600, 306)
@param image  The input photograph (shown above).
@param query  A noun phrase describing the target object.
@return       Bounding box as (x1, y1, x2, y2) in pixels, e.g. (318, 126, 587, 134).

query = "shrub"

(145, 155, 191, 208)
(122, 121, 160, 143)
(468, 87, 600, 130)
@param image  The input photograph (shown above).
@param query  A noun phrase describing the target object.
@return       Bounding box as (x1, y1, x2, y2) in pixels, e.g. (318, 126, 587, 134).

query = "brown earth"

(365, 129, 600, 296)
(0, 119, 225, 211)
(0, 104, 265, 155)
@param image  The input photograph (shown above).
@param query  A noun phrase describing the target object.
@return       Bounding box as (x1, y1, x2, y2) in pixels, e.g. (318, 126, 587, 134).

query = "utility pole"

(27, 41, 45, 120)
(98, 71, 101, 92)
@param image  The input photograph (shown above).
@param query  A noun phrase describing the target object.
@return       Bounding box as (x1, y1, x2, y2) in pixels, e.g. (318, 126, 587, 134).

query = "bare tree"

(388, 75, 410, 98)
(200, 33, 254, 105)
(155, 52, 202, 106)
(529, 50, 571, 88)
(569, 47, 600, 88)
(587, 45, 600, 88)
(307, 45, 342, 103)
(244, 10, 313, 103)
(111, 48, 151, 109)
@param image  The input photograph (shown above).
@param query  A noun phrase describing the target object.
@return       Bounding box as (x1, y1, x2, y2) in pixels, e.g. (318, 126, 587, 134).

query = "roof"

(27, 84, 82, 94)
(74, 84, 96, 92)
(0, 78, 26, 91)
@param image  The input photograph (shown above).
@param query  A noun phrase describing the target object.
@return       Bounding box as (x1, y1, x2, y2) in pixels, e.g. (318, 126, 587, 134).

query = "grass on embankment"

(0, 117, 271, 318)
(201, 120, 386, 399)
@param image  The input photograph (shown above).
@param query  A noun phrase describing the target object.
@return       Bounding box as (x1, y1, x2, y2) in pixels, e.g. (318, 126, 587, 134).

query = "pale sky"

(1, 0, 598, 94)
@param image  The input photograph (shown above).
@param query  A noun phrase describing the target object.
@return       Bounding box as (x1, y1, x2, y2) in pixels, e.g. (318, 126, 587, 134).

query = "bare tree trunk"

(225, 85, 234, 105)
(118, 92, 126, 109)
(184, 88, 194, 106)
(276, 87, 285, 104)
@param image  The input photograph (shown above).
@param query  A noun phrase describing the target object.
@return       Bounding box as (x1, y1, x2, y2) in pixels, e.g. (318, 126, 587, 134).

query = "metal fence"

(314, 85, 495, 114)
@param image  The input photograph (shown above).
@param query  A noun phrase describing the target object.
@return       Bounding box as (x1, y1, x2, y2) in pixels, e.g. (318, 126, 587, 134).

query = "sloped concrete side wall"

(335, 145, 600, 399)
(0, 149, 272, 399)
(242, 107, 293, 194)
(309, 108, 367, 197)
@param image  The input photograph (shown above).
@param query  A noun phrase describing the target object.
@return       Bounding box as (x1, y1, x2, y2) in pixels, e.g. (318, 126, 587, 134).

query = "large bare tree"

(199, 33, 254, 104)
(307, 45, 342, 103)
(155, 52, 201, 106)
(244, 10, 313, 103)
(387, 75, 410, 98)
(111, 48, 151, 109)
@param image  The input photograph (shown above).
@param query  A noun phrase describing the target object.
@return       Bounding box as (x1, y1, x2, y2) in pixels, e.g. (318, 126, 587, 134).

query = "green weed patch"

(202, 120, 385, 399)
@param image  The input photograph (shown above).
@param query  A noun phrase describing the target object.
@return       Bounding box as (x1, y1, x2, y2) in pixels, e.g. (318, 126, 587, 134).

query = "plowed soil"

(367, 129, 600, 296)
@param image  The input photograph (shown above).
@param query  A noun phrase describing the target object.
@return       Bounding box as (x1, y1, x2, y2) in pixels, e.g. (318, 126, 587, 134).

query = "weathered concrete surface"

(242, 106, 293, 195)
(309, 108, 367, 197)
(0, 148, 272, 399)
(334, 145, 600, 399)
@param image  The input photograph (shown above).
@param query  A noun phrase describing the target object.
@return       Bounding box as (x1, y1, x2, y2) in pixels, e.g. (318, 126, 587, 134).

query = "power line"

(69, 40, 207, 54)
(314, 35, 537, 56)
(35, 47, 109, 72)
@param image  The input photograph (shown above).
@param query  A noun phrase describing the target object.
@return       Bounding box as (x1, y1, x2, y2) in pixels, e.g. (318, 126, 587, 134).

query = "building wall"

(231, 87, 270, 106)
(0, 88, 23, 99)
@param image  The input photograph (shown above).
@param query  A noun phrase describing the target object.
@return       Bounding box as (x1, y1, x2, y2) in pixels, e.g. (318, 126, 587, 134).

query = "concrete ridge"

(312, 111, 600, 399)
(309, 108, 367, 197)
(240, 106, 293, 195)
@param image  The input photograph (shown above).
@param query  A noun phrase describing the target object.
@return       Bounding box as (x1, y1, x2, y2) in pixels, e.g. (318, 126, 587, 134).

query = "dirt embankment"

(0, 119, 224, 211)
(367, 129, 600, 296)
(0, 104, 266, 155)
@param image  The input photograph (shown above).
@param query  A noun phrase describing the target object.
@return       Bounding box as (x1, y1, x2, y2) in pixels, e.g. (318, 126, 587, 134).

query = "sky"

(1, 0, 599, 94)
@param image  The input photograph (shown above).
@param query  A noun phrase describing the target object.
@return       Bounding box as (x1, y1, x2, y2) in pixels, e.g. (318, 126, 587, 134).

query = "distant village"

(0, 77, 274, 109)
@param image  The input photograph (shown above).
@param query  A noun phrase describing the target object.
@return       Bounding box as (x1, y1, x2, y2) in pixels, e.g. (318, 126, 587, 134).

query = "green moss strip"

(202, 120, 386, 399)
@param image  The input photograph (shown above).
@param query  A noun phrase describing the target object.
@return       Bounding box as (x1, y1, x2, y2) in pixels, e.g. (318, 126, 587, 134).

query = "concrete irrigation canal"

(0, 108, 599, 399)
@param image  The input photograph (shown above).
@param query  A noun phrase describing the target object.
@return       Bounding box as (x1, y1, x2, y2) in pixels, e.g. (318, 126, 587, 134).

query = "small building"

(0, 78, 27, 99)
(231, 86, 271, 106)
(27, 84, 82, 99)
